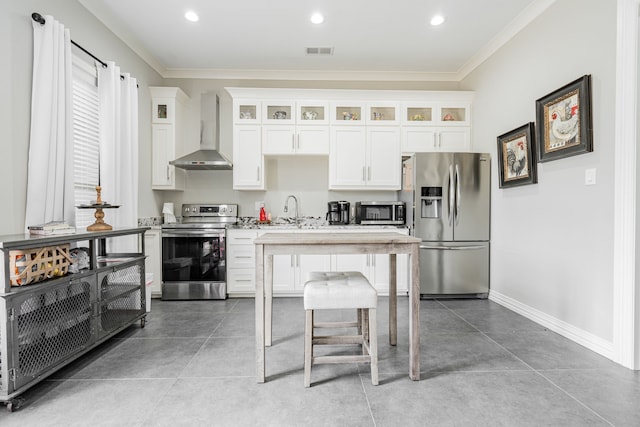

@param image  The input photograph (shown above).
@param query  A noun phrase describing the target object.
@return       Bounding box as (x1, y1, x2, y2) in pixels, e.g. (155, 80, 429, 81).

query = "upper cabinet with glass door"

(330, 102, 366, 125)
(262, 100, 295, 125)
(438, 103, 470, 126)
(401, 102, 471, 126)
(402, 104, 435, 126)
(365, 102, 400, 125)
(233, 99, 261, 124)
(297, 101, 329, 125)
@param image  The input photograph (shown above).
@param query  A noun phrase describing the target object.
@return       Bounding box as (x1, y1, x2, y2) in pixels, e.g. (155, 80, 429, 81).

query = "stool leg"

(304, 309, 313, 387)
(362, 309, 369, 355)
(369, 308, 379, 385)
(357, 309, 362, 334)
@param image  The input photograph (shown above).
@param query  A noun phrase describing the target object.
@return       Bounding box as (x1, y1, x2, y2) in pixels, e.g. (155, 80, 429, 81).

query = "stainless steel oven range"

(161, 204, 238, 300)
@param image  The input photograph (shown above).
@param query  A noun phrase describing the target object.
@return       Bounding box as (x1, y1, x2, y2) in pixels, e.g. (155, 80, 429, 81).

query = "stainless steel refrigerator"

(399, 152, 491, 297)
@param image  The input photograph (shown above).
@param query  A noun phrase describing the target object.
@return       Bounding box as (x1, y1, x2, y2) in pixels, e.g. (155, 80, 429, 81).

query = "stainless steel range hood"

(170, 92, 232, 170)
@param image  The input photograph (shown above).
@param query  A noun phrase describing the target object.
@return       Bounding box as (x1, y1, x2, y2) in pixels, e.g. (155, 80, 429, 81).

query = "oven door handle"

(162, 230, 225, 238)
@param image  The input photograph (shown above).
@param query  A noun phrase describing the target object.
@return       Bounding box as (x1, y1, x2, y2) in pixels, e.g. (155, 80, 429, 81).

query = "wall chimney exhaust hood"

(170, 92, 232, 170)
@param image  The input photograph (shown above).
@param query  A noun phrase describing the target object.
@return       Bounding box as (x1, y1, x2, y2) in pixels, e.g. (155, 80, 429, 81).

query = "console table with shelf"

(0, 227, 149, 411)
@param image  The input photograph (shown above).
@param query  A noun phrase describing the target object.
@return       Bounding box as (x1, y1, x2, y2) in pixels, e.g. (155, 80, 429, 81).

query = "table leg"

(265, 254, 273, 347)
(389, 253, 397, 346)
(255, 244, 265, 383)
(409, 244, 420, 380)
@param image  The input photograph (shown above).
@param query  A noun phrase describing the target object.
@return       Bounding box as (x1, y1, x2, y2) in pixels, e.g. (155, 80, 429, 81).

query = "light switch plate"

(585, 168, 596, 185)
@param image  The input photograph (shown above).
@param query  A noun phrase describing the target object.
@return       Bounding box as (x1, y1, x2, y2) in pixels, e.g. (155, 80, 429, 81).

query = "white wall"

(462, 0, 616, 349)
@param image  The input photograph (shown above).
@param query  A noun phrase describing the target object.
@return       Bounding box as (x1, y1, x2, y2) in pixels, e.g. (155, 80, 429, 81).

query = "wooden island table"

(254, 231, 421, 383)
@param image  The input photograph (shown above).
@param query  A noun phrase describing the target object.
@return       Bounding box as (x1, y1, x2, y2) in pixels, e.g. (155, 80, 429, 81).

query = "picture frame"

(535, 74, 593, 162)
(497, 122, 537, 188)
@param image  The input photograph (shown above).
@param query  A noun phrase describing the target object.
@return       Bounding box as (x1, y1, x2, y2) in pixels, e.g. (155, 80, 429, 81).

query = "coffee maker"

(326, 201, 350, 225)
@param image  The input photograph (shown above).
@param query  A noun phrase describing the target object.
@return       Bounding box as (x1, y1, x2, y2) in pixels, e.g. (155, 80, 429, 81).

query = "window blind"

(72, 56, 100, 229)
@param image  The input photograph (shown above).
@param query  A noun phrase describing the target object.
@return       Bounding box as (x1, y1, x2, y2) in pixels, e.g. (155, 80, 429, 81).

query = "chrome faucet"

(284, 195, 300, 226)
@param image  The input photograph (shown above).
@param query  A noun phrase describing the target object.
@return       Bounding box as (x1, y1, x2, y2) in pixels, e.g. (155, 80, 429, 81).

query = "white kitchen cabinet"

(226, 227, 409, 297)
(262, 125, 329, 155)
(143, 228, 162, 298)
(330, 102, 366, 125)
(402, 102, 471, 126)
(439, 104, 470, 125)
(366, 127, 401, 188)
(329, 126, 401, 190)
(333, 253, 406, 295)
(233, 99, 261, 124)
(227, 230, 259, 295)
(366, 102, 400, 125)
(232, 125, 264, 190)
(297, 101, 329, 125)
(402, 126, 471, 153)
(150, 87, 188, 190)
(329, 126, 366, 187)
(263, 100, 330, 156)
(272, 254, 332, 294)
(331, 228, 409, 295)
(225, 87, 474, 190)
(333, 253, 389, 293)
(262, 100, 295, 124)
(401, 101, 471, 154)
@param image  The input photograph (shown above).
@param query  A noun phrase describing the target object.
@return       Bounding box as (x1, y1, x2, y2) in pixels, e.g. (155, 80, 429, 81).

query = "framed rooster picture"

(497, 122, 537, 188)
(535, 75, 593, 162)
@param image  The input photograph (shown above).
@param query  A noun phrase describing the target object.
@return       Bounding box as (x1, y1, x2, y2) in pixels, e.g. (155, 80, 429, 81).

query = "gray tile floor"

(1, 297, 639, 426)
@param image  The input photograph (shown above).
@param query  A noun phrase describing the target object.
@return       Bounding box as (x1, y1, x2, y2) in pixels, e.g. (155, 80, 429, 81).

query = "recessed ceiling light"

(185, 10, 199, 22)
(310, 13, 325, 24)
(430, 15, 445, 26)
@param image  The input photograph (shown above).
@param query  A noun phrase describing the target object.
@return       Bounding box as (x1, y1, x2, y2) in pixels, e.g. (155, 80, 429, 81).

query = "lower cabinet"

(272, 254, 332, 294)
(227, 230, 258, 296)
(226, 228, 409, 297)
(333, 253, 409, 295)
(143, 228, 162, 298)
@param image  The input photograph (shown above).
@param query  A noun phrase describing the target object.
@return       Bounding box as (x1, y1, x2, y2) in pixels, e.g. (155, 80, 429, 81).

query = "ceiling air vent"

(306, 47, 334, 56)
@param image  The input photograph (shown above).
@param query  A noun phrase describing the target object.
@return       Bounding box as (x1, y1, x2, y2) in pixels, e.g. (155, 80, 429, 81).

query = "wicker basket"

(9, 244, 73, 286)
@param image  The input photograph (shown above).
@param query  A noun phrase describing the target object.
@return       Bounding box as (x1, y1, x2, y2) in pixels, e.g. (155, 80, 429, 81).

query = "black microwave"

(355, 201, 406, 225)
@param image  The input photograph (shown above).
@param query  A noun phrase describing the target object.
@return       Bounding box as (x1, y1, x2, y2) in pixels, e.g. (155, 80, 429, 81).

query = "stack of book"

(28, 221, 76, 235)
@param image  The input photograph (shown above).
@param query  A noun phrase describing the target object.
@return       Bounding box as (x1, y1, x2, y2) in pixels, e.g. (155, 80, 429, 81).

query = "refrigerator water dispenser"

(421, 187, 442, 218)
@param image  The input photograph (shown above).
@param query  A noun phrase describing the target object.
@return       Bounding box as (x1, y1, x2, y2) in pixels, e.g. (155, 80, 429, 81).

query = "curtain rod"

(31, 12, 138, 86)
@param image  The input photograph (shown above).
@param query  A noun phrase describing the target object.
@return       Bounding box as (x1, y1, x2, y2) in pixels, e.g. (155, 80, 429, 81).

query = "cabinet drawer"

(227, 268, 256, 293)
(227, 230, 258, 244)
(228, 245, 256, 268)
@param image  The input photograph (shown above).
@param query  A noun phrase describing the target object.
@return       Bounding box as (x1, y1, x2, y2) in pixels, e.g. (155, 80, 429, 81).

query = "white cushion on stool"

(304, 271, 377, 310)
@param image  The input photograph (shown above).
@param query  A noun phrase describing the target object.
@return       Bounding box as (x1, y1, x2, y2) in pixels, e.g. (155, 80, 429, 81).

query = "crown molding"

(161, 67, 460, 82)
(457, 0, 557, 79)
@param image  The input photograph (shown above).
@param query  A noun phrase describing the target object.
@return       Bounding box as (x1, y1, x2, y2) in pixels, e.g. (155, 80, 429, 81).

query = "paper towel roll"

(162, 202, 174, 214)
(162, 202, 176, 224)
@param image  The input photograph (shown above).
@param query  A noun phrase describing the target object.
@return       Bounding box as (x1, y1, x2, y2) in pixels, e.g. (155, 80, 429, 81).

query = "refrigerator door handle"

(419, 245, 487, 251)
(448, 165, 455, 226)
(455, 164, 461, 226)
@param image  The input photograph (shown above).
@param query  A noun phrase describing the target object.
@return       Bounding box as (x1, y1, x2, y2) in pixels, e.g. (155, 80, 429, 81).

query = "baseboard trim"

(489, 290, 615, 362)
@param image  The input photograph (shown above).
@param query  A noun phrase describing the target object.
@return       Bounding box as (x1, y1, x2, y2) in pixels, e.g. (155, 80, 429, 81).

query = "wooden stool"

(303, 271, 379, 387)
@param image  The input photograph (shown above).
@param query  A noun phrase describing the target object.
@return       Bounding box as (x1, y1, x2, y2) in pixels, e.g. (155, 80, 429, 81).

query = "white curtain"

(98, 62, 139, 252)
(25, 15, 75, 229)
